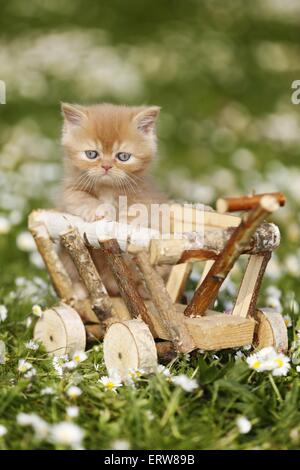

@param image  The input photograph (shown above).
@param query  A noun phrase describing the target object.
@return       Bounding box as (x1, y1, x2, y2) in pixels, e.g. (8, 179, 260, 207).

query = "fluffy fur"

(58, 102, 168, 295)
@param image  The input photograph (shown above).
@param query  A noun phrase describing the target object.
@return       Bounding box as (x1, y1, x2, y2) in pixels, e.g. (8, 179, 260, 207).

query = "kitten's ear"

(133, 106, 161, 134)
(61, 103, 87, 126)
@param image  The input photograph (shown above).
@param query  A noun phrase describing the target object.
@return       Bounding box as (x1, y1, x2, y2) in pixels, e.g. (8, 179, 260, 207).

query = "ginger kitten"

(59, 103, 167, 222)
(58, 103, 168, 295)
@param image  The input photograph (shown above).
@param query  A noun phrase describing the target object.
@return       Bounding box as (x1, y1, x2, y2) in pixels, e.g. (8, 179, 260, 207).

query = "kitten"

(58, 103, 168, 295)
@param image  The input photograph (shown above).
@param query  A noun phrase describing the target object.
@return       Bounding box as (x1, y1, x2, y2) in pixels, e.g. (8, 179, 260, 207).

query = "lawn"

(1, 0, 300, 450)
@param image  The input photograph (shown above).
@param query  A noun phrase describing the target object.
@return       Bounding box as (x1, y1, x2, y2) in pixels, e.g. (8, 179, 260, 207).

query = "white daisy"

(32, 305, 43, 317)
(25, 340, 39, 351)
(24, 367, 37, 379)
(63, 360, 77, 370)
(41, 387, 55, 396)
(66, 386, 82, 399)
(16, 231, 36, 252)
(0, 424, 7, 437)
(18, 359, 33, 373)
(236, 416, 252, 434)
(283, 314, 292, 328)
(72, 351, 87, 364)
(17, 413, 49, 440)
(0, 216, 11, 235)
(0, 305, 7, 322)
(157, 364, 171, 377)
(66, 406, 79, 419)
(99, 375, 123, 392)
(111, 439, 131, 450)
(50, 422, 84, 449)
(172, 374, 198, 392)
(271, 353, 291, 377)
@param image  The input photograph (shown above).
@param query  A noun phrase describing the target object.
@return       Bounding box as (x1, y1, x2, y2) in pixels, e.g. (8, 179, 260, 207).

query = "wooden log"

(98, 239, 159, 338)
(60, 227, 113, 327)
(103, 319, 158, 379)
(166, 263, 192, 303)
(136, 252, 195, 353)
(169, 203, 241, 230)
(34, 303, 86, 356)
(232, 253, 271, 318)
(217, 192, 286, 213)
(150, 223, 280, 265)
(252, 308, 288, 352)
(29, 209, 280, 261)
(185, 314, 255, 350)
(185, 196, 280, 318)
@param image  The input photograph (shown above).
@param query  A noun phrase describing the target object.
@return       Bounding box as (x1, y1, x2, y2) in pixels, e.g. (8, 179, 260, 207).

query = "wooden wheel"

(34, 302, 86, 356)
(103, 319, 158, 380)
(252, 308, 288, 352)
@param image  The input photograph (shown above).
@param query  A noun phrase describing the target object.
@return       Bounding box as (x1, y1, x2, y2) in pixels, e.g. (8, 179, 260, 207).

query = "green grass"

(1, 0, 300, 450)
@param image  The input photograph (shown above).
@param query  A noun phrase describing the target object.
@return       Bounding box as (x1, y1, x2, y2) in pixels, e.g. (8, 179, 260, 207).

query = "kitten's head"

(61, 103, 160, 191)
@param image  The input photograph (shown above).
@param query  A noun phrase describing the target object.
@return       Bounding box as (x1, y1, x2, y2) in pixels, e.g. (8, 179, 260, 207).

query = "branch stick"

(136, 252, 195, 353)
(60, 228, 113, 327)
(98, 239, 159, 337)
(185, 196, 280, 318)
(217, 192, 285, 213)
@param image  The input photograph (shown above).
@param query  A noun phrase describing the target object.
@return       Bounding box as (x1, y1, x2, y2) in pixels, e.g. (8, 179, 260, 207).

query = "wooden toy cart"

(28, 193, 288, 379)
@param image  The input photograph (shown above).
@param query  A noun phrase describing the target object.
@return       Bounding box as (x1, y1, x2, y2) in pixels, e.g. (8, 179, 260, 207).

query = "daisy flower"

(0, 425, 7, 437)
(172, 374, 198, 392)
(41, 387, 55, 396)
(18, 359, 33, 373)
(16, 231, 36, 252)
(66, 406, 79, 419)
(66, 386, 82, 399)
(17, 413, 49, 440)
(72, 351, 87, 364)
(236, 416, 252, 434)
(32, 305, 43, 317)
(157, 364, 171, 377)
(25, 340, 39, 351)
(50, 422, 84, 449)
(24, 367, 37, 379)
(0, 305, 7, 322)
(271, 353, 291, 376)
(283, 314, 292, 328)
(99, 374, 123, 392)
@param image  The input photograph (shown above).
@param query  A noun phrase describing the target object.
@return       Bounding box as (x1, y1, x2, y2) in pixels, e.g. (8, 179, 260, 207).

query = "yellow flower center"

(106, 381, 115, 390)
(252, 360, 261, 370)
(275, 358, 284, 368)
(74, 356, 80, 362)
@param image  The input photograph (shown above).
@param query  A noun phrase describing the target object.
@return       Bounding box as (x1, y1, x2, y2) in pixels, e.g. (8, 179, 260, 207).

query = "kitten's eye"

(85, 150, 99, 159)
(116, 152, 131, 162)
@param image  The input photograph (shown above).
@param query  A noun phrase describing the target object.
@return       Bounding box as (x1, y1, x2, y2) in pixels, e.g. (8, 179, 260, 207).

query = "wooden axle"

(216, 192, 286, 213)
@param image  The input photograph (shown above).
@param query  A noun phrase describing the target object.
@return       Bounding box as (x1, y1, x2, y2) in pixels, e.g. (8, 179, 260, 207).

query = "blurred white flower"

(296, 366, 300, 373)
(0, 424, 7, 437)
(66, 386, 82, 399)
(272, 354, 291, 376)
(0, 340, 6, 364)
(157, 364, 171, 377)
(50, 422, 84, 449)
(266, 296, 282, 312)
(16, 231, 36, 252)
(72, 351, 87, 364)
(236, 416, 252, 434)
(18, 359, 33, 373)
(25, 340, 39, 351)
(0, 305, 8, 322)
(285, 254, 300, 277)
(172, 374, 198, 392)
(111, 439, 131, 450)
(66, 406, 79, 419)
(17, 413, 49, 440)
(30, 251, 44, 269)
(0, 216, 11, 234)
(24, 367, 37, 379)
(283, 314, 292, 328)
(63, 360, 77, 370)
(41, 387, 55, 396)
(265, 286, 282, 299)
(99, 374, 123, 392)
(32, 305, 42, 317)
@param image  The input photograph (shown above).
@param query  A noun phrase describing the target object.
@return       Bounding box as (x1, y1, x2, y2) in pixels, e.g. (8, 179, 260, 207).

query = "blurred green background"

(1, 0, 300, 290)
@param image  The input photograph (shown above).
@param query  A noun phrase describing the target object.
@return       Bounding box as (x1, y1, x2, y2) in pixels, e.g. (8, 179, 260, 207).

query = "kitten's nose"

(101, 164, 112, 172)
